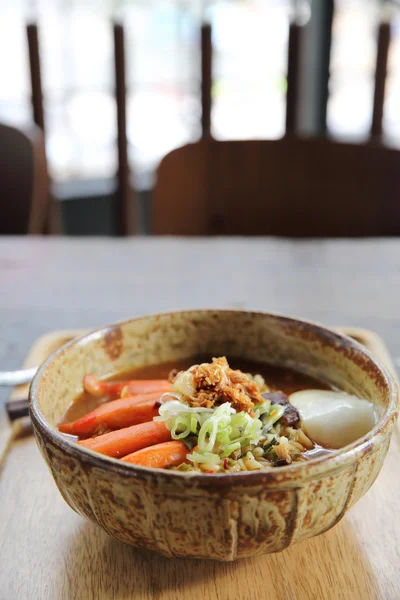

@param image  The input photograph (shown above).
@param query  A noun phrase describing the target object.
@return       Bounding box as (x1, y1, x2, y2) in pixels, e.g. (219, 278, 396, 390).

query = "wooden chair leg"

(201, 23, 212, 140)
(26, 23, 62, 234)
(27, 23, 45, 133)
(113, 22, 136, 235)
(371, 20, 391, 140)
(286, 22, 303, 135)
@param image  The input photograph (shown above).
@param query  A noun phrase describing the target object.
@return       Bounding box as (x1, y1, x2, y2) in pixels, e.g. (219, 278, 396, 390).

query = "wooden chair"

(24, 11, 393, 237)
(371, 18, 391, 139)
(151, 11, 396, 237)
(151, 136, 400, 236)
(113, 23, 136, 235)
(27, 22, 136, 235)
(24, 19, 304, 236)
(26, 23, 62, 234)
(200, 10, 392, 140)
(0, 122, 49, 234)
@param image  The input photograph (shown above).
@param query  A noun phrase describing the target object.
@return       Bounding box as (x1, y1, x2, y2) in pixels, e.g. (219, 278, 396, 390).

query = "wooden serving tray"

(1, 328, 399, 600)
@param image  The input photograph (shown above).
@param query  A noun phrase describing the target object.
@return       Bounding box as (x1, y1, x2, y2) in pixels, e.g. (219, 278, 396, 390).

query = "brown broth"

(62, 356, 330, 425)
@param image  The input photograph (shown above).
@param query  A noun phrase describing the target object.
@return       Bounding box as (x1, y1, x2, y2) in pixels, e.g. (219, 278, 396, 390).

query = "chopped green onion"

(262, 405, 285, 431)
(171, 415, 191, 439)
(220, 441, 241, 458)
(156, 395, 286, 465)
(190, 414, 198, 433)
(187, 451, 220, 464)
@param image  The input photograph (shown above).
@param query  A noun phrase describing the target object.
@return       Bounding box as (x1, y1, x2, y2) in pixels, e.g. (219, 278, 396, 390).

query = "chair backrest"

(27, 23, 62, 234)
(27, 22, 136, 235)
(200, 12, 391, 140)
(23, 11, 394, 236)
(113, 22, 137, 235)
(371, 19, 391, 139)
(201, 23, 212, 139)
(151, 136, 400, 236)
(0, 123, 48, 235)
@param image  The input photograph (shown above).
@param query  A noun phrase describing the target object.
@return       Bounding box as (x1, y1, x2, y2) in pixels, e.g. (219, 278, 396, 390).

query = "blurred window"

(1, 0, 400, 184)
(0, 0, 290, 183)
(328, 0, 378, 140)
(328, 0, 400, 145)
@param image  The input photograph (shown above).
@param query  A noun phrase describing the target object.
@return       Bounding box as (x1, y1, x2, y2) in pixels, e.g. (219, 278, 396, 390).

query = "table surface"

(1, 236, 400, 600)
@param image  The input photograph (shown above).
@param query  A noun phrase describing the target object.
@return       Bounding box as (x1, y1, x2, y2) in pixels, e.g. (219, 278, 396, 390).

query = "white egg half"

(289, 390, 376, 449)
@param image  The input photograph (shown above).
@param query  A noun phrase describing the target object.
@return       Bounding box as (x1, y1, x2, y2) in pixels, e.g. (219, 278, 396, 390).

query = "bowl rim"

(29, 309, 399, 485)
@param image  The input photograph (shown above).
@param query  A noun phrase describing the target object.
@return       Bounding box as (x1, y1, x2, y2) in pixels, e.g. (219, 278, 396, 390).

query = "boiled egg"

(289, 390, 376, 449)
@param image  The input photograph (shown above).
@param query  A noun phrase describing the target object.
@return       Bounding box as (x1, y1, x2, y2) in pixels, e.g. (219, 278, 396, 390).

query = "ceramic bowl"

(29, 310, 399, 560)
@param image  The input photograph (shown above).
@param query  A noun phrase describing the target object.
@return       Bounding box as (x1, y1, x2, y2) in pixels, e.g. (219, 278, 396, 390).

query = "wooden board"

(0, 330, 85, 464)
(1, 328, 399, 600)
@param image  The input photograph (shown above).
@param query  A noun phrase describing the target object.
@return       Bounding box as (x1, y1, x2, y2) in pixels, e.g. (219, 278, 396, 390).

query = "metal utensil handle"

(0, 367, 38, 387)
(6, 398, 30, 421)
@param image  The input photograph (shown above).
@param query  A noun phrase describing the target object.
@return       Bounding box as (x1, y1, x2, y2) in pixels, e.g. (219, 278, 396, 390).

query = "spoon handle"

(0, 367, 38, 387)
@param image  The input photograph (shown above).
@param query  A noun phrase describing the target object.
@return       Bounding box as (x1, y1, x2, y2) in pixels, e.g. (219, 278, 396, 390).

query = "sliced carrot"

(83, 374, 171, 399)
(121, 441, 188, 469)
(59, 392, 162, 437)
(78, 420, 171, 458)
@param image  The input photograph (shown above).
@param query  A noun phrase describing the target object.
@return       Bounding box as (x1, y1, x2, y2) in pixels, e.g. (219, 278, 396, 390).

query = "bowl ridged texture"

(30, 311, 399, 560)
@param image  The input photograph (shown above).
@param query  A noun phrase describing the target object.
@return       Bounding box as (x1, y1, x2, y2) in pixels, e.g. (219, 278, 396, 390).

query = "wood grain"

(113, 22, 136, 236)
(26, 23, 45, 133)
(0, 123, 48, 235)
(371, 20, 391, 139)
(285, 22, 303, 135)
(1, 325, 399, 599)
(1, 236, 400, 394)
(200, 23, 212, 139)
(25, 23, 62, 234)
(152, 138, 400, 236)
(0, 330, 85, 465)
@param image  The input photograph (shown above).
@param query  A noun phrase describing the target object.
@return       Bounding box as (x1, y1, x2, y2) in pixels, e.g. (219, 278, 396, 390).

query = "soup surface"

(63, 357, 329, 425)
(61, 356, 355, 472)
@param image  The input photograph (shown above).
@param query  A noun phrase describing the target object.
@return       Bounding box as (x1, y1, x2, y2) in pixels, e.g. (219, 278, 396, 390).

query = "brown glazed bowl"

(29, 311, 399, 561)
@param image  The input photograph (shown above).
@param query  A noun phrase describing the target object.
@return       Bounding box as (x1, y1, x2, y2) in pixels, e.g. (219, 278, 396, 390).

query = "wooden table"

(1, 236, 400, 600)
